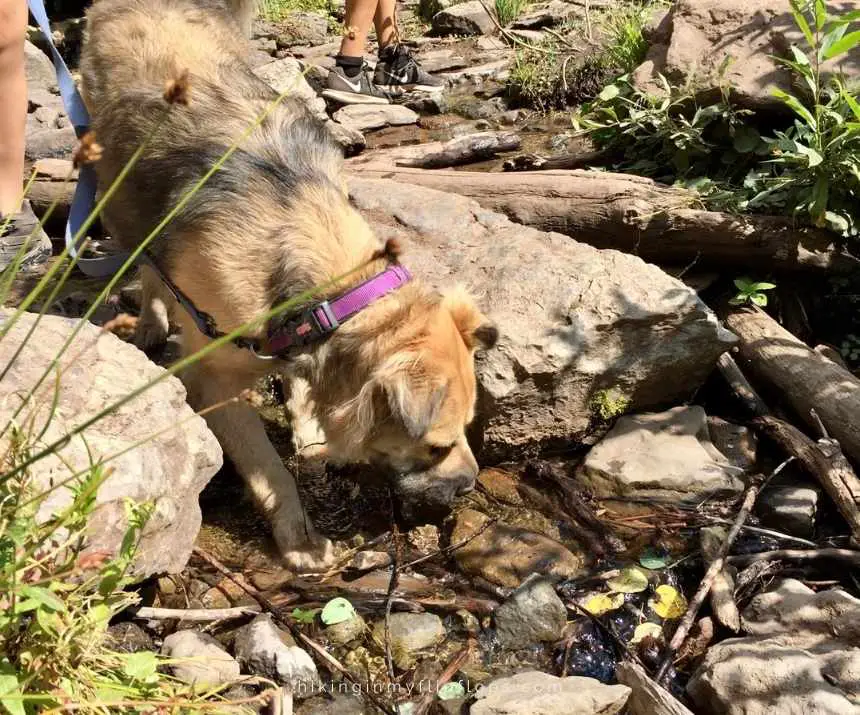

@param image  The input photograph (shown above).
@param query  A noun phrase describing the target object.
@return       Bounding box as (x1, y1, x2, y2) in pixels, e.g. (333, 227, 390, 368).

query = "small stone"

(432, 0, 498, 36)
(408, 524, 440, 554)
(161, 631, 240, 689)
(472, 672, 630, 715)
(201, 586, 232, 610)
(456, 608, 481, 636)
(494, 576, 567, 649)
(106, 622, 155, 654)
(333, 104, 419, 132)
(451, 508, 586, 588)
(707, 417, 757, 473)
(325, 613, 367, 646)
(253, 57, 328, 122)
(325, 120, 366, 156)
(234, 614, 320, 698)
(758, 486, 819, 539)
(477, 468, 523, 505)
(350, 551, 392, 572)
(371, 613, 446, 670)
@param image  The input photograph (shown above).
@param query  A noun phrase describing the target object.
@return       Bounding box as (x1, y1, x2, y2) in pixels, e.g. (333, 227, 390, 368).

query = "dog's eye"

(428, 443, 455, 461)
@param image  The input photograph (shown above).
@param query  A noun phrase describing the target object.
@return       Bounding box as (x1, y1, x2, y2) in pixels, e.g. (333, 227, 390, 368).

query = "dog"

(79, 0, 497, 570)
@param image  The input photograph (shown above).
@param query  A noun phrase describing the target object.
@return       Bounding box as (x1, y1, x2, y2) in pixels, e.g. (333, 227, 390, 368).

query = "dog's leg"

(184, 360, 335, 572)
(285, 376, 328, 461)
(134, 264, 171, 350)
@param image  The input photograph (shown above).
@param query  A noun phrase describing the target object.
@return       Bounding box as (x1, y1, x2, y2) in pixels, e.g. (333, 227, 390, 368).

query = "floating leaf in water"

(631, 622, 664, 644)
(583, 592, 625, 616)
(649, 585, 687, 620)
(437, 682, 466, 700)
(639, 548, 670, 570)
(607, 566, 649, 594)
(321, 597, 356, 625)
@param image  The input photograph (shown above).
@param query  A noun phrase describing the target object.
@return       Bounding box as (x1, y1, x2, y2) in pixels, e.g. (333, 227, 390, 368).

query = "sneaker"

(322, 63, 390, 105)
(0, 200, 52, 274)
(374, 44, 446, 94)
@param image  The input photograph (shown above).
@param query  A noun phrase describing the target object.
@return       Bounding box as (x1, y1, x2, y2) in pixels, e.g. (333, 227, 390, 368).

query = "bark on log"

(345, 167, 859, 272)
(725, 308, 860, 466)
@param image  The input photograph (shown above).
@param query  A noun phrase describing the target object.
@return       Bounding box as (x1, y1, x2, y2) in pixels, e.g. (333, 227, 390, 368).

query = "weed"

(590, 388, 630, 421)
(495, 0, 528, 27)
(602, 2, 654, 74)
(730, 277, 777, 307)
(259, 0, 335, 21)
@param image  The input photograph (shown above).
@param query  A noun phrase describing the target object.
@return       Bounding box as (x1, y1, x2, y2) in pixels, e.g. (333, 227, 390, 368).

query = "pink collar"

(267, 264, 412, 355)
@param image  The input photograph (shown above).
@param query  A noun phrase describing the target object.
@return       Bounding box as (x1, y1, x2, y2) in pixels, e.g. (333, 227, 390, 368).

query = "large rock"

(253, 57, 328, 123)
(431, 0, 497, 36)
(371, 613, 446, 670)
(333, 104, 419, 132)
(450, 509, 585, 588)
(494, 577, 568, 649)
(687, 579, 860, 714)
(161, 631, 240, 688)
(24, 40, 76, 161)
(579, 406, 745, 501)
(472, 672, 630, 715)
(348, 179, 734, 459)
(0, 312, 222, 578)
(633, 0, 860, 113)
(275, 11, 329, 48)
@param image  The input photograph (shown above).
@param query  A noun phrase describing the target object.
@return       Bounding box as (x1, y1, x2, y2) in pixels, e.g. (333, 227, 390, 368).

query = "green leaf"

(733, 277, 754, 292)
(123, 651, 159, 683)
(811, 174, 830, 220)
(291, 607, 320, 625)
(750, 282, 777, 291)
(796, 143, 824, 167)
(814, 0, 827, 31)
(729, 295, 748, 306)
(607, 566, 650, 594)
(437, 682, 466, 700)
(750, 292, 769, 307)
(733, 126, 762, 153)
(19, 586, 64, 612)
(597, 84, 621, 102)
(631, 622, 664, 645)
(771, 88, 817, 128)
(639, 549, 670, 570)
(822, 30, 860, 59)
(789, 0, 815, 47)
(321, 597, 356, 626)
(819, 24, 849, 61)
(0, 661, 25, 715)
(583, 592, 625, 616)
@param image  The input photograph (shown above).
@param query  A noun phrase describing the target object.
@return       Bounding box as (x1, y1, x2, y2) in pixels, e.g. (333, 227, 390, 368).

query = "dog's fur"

(80, 0, 497, 570)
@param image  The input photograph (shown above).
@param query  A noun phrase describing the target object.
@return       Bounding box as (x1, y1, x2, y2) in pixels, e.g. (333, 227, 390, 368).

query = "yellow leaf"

(606, 566, 649, 594)
(631, 622, 663, 644)
(583, 592, 625, 616)
(649, 585, 687, 620)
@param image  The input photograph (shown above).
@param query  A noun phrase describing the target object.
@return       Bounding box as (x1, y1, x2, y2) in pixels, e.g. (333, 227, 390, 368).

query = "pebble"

(350, 550, 392, 571)
(325, 613, 367, 646)
(161, 631, 240, 689)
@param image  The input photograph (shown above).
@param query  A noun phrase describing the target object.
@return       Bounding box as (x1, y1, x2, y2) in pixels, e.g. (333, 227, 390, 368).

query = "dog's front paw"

(272, 515, 335, 573)
(134, 311, 169, 350)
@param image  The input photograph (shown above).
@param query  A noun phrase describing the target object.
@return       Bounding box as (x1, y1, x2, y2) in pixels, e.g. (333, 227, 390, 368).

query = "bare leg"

(373, 0, 398, 51)
(183, 357, 335, 571)
(0, 0, 27, 216)
(339, 0, 379, 57)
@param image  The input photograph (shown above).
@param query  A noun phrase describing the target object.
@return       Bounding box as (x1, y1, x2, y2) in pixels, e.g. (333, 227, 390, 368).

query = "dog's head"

(323, 287, 497, 522)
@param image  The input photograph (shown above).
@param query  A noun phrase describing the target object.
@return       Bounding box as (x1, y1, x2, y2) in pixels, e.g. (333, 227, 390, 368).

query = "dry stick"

(716, 352, 769, 417)
(383, 494, 402, 710)
(398, 516, 498, 571)
(728, 548, 860, 568)
(701, 517, 818, 548)
(131, 605, 260, 621)
(412, 644, 472, 715)
(192, 547, 396, 715)
(653, 458, 794, 684)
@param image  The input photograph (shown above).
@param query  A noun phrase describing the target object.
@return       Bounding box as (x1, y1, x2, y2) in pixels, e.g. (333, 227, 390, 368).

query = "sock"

(335, 54, 363, 79)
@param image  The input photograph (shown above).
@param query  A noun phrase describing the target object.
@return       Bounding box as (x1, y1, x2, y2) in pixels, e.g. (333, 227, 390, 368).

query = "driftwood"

(616, 662, 695, 715)
(131, 605, 260, 621)
(345, 167, 859, 272)
(346, 131, 521, 171)
(699, 527, 740, 632)
(502, 149, 605, 172)
(725, 307, 860, 466)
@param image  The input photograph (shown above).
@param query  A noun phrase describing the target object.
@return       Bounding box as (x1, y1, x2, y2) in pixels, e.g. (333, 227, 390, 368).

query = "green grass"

(495, 0, 529, 27)
(602, 2, 653, 73)
(258, 0, 335, 21)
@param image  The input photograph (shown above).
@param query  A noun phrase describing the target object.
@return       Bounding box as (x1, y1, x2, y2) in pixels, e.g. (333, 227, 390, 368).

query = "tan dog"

(80, 0, 497, 570)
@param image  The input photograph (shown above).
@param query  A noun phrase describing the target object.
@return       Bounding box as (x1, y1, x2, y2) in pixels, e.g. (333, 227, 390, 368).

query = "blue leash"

(27, 0, 129, 277)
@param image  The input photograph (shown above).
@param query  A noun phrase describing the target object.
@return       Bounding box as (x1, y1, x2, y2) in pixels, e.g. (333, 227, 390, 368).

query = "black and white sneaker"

(0, 200, 52, 274)
(373, 44, 446, 94)
(322, 63, 390, 105)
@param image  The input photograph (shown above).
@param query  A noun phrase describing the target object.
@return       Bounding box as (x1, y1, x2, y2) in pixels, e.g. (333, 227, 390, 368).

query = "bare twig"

(398, 516, 498, 571)
(384, 493, 402, 708)
(412, 643, 472, 715)
(654, 460, 792, 684)
(728, 548, 860, 568)
(699, 527, 740, 632)
(701, 517, 818, 548)
(131, 605, 260, 621)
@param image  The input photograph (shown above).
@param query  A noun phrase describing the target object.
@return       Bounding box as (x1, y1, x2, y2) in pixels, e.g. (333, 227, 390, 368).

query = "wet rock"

(325, 613, 367, 646)
(688, 579, 860, 714)
(439, 58, 511, 84)
(580, 406, 744, 501)
(325, 120, 366, 156)
(295, 693, 368, 714)
(350, 550, 391, 571)
(494, 577, 567, 649)
(348, 179, 734, 460)
(408, 524, 441, 554)
(431, 1, 498, 36)
(0, 312, 221, 578)
(161, 631, 240, 688)
(253, 57, 328, 122)
(477, 468, 523, 505)
(275, 12, 328, 48)
(371, 613, 446, 670)
(472, 672, 630, 715)
(450, 509, 585, 588)
(333, 104, 419, 132)
(106, 622, 155, 654)
(757, 486, 818, 539)
(633, 0, 860, 114)
(234, 614, 320, 698)
(414, 47, 468, 73)
(402, 90, 448, 115)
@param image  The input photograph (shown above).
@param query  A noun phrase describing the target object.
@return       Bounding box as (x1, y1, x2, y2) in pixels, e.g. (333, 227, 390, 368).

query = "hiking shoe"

(374, 44, 446, 94)
(0, 200, 52, 274)
(322, 63, 390, 105)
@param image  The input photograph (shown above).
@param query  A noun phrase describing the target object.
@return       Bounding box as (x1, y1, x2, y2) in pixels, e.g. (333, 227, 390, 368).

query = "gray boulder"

(24, 40, 75, 161)
(494, 577, 567, 649)
(757, 485, 819, 538)
(472, 672, 630, 715)
(253, 57, 328, 123)
(161, 631, 240, 688)
(579, 406, 745, 501)
(348, 179, 735, 460)
(0, 311, 222, 579)
(333, 104, 419, 132)
(371, 613, 446, 670)
(431, 1, 497, 36)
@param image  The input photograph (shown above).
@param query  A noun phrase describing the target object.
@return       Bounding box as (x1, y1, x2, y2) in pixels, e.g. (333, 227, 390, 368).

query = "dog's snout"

(456, 470, 477, 496)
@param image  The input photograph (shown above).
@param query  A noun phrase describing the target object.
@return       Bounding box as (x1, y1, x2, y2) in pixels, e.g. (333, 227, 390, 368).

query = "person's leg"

(372, 0, 398, 52)
(0, 0, 27, 216)
(339, 0, 378, 60)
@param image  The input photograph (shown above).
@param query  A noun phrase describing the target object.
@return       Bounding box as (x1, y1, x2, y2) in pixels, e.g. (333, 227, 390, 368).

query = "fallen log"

(502, 149, 605, 172)
(725, 307, 860, 466)
(345, 167, 859, 272)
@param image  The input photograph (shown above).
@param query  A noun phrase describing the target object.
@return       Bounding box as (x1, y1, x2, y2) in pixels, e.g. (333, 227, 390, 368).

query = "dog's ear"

(442, 288, 498, 351)
(383, 371, 447, 439)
